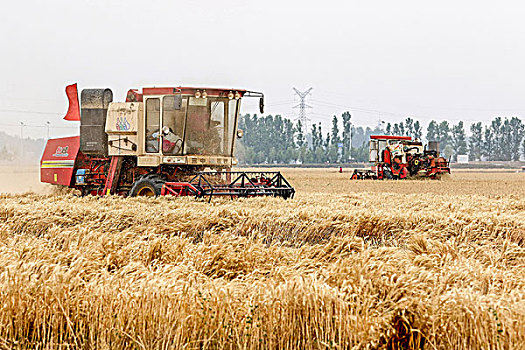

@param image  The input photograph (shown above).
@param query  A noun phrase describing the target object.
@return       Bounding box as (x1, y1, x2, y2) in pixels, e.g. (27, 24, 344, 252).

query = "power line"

(266, 100, 296, 107)
(0, 122, 77, 129)
(312, 91, 525, 114)
(310, 99, 401, 116)
(0, 108, 77, 129)
(0, 108, 62, 116)
(309, 98, 516, 123)
(308, 112, 375, 125)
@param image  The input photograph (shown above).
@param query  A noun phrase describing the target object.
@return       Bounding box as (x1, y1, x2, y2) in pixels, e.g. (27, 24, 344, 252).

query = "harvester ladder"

(103, 156, 123, 195)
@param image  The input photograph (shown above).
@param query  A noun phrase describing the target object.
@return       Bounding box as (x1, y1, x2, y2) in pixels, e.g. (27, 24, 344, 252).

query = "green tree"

(509, 117, 524, 161)
(500, 118, 513, 161)
(324, 132, 331, 160)
(385, 123, 392, 135)
(330, 115, 341, 162)
(489, 117, 503, 160)
(0, 145, 9, 161)
(469, 122, 483, 161)
(437, 121, 451, 152)
(413, 120, 422, 140)
(399, 123, 405, 136)
(482, 126, 494, 160)
(295, 120, 306, 163)
(295, 120, 305, 148)
(393, 123, 401, 135)
(331, 116, 340, 143)
(450, 121, 468, 161)
(426, 121, 438, 142)
(341, 112, 352, 162)
(352, 143, 369, 162)
(311, 123, 320, 152)
(404, 117, 414, 137)
(237, 113, 298, 164)
(443, 144, 454, 159)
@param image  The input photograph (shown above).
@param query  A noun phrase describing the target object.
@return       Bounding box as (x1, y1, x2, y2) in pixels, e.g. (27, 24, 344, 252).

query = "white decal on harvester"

(52, 146, 69, 157)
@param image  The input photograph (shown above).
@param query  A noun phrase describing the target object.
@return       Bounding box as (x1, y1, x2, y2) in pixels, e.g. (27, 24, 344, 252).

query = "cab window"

(184, 97, 225, 155)
(162, 96, 186, 154)
(145, 98, 160, 153)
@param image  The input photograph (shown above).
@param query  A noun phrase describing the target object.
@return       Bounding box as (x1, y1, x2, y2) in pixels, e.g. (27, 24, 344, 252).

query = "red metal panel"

(40, 136, 80, 186)
(162, 182, 202, 197)
(370, 135, 412, 140)
(64, 83, 81, 121)
(125, 89, 143, 102)
(142, 87, 180, 95)
(102, 156, 123, 195)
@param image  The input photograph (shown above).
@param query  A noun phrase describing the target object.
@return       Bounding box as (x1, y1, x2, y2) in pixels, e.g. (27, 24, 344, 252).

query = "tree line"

(236, 113, 525, 164)
(0, 131, 45, 162)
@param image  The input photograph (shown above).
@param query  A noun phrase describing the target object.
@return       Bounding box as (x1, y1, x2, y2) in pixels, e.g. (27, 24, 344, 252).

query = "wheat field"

(0, 168, 524, 349)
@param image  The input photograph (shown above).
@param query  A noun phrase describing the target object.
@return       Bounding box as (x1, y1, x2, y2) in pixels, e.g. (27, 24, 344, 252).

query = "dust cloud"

(0, 165, 49, 194)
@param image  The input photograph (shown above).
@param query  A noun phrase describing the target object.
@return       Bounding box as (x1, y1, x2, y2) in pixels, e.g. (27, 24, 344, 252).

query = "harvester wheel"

(129, 174, 165, 197)
(383, 168, 393, 180)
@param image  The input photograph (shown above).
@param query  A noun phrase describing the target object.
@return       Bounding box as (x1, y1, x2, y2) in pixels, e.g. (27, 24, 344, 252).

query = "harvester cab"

(105, 88, 252, 168)
(41, 85, 294, 200)
(351, 135, 450, 180)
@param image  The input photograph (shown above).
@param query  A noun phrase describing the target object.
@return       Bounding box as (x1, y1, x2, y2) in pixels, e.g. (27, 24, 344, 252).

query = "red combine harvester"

(351, 135, 450, 180)
(41, 85, 294, 200)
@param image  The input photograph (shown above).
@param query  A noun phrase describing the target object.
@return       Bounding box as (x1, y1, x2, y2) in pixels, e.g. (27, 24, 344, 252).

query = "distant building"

(457, 155, 469, 164)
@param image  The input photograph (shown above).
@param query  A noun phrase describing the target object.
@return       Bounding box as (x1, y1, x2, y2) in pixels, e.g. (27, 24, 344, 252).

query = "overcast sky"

(1, 0, 525, 138)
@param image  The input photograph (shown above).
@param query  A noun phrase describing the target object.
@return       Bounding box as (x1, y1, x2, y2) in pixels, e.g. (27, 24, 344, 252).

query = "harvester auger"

(41, 85, 295, 200)
(351, 135, 450, 180)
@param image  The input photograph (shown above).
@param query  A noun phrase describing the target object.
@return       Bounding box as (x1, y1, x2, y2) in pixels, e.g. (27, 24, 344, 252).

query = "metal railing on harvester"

(161, 171, 295, 201)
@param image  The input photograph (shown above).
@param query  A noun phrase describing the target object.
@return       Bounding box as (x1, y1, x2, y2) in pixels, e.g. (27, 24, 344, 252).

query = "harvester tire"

(129, 174, 165, 197)
(383, 168, 393, 180)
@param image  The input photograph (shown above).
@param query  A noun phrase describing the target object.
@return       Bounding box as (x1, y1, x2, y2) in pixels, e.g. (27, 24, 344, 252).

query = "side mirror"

(237, 129, 244, 139)
(173, 94, 182, 110)
(259, 97, 264, 114)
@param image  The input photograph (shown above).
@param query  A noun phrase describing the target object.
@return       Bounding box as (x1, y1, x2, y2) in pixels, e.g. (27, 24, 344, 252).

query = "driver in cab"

(151, 126, 182, 154)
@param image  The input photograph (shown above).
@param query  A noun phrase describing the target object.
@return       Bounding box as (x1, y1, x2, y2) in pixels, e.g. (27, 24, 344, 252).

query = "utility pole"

(46, 121, 51, 140)
(349, 120, 352, 162)
(292, 87, 313, 132)
(20, 122, 24, 164)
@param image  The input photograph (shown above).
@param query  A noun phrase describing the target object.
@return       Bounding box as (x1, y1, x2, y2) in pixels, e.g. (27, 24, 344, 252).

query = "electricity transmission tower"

(293, 87, 313, 131)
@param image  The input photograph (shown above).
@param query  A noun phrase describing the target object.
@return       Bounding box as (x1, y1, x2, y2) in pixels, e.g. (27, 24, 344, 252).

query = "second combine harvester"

(351, 135, 450, 180)
(41, 85, 294, 200)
